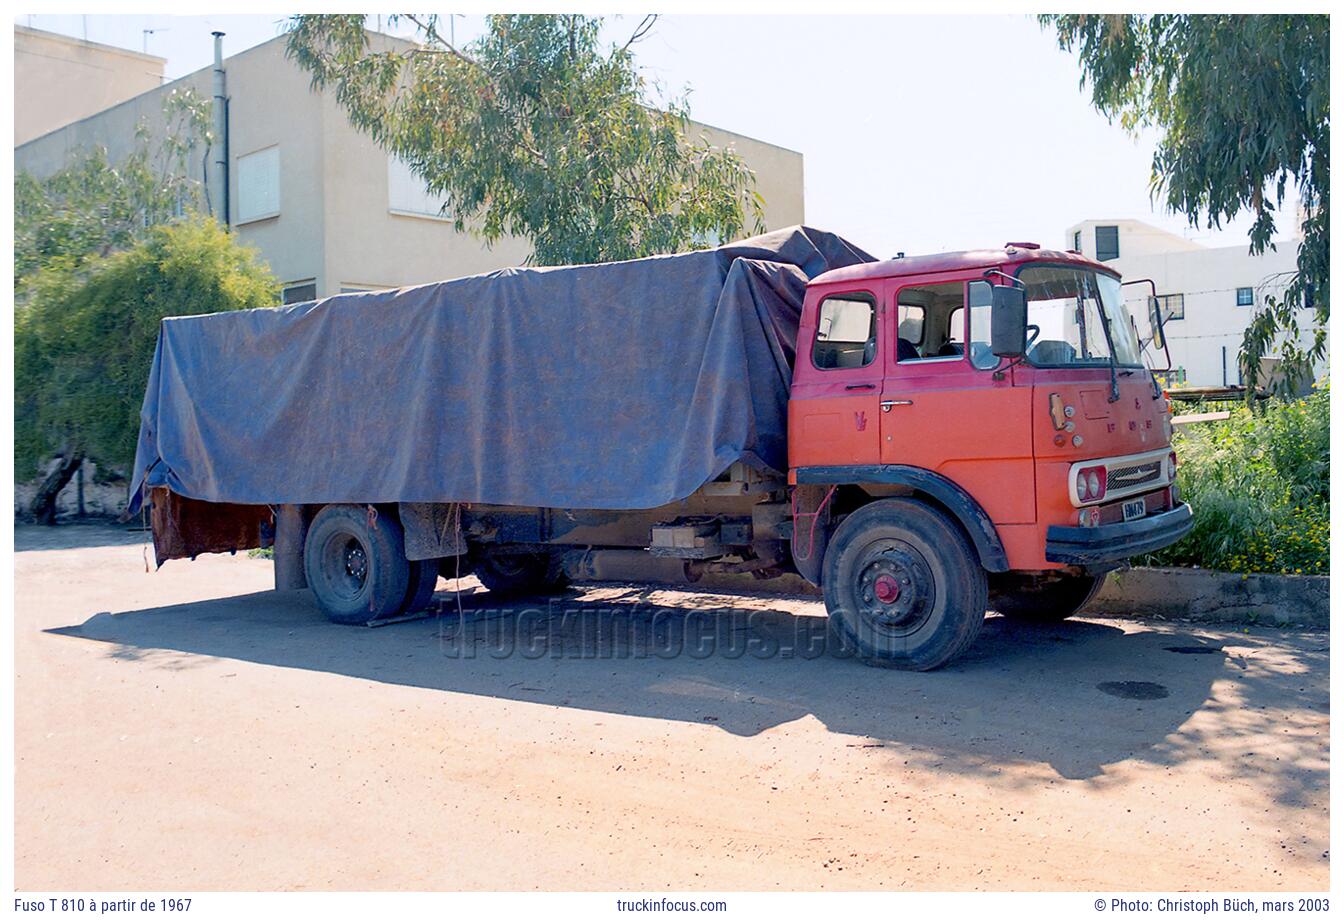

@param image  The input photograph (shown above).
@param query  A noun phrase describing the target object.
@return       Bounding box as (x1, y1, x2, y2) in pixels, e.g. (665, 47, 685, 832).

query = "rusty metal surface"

(399, 502, 467, 561)
(147, 487, 271, 565)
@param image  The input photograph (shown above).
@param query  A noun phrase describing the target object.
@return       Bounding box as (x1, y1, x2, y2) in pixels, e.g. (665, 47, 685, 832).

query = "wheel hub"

(873, 573, 901, 604)
(857, 545, 933, 634)
(344, 543, 368, 581)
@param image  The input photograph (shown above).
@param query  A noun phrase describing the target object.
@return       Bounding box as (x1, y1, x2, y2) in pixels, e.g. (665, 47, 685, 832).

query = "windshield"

(1018, 265, 1144, 368)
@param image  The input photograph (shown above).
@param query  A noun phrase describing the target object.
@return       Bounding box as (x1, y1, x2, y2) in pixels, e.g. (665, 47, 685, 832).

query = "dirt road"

(13, 524, 1329, 891)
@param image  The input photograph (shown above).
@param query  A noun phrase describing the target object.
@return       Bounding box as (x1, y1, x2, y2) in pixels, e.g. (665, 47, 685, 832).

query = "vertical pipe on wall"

(211, 32, 229, 225)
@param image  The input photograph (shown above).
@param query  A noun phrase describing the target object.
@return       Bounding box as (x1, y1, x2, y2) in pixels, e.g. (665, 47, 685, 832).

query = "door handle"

(880, 399, 913, 412)
(845, 383, 876, 391)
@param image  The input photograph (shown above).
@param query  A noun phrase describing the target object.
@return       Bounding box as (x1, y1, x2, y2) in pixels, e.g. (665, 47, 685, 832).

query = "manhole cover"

(1097, 680, 1170, 700)
(1164, 646, 1221, 655)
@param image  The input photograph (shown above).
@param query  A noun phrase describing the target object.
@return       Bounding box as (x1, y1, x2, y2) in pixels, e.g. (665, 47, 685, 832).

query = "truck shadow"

(48, 582, 1327, 807)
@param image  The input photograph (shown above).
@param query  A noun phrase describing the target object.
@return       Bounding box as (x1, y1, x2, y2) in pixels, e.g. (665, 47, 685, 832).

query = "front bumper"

(1045, 502, 1193, 566)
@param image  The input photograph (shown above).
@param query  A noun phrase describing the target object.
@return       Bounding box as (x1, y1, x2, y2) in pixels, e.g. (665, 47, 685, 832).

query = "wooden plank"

(1172, 411, 1232, 426)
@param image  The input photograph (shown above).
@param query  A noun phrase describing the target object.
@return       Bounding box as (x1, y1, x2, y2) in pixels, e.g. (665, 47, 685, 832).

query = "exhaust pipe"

(210, 31, 228, 224)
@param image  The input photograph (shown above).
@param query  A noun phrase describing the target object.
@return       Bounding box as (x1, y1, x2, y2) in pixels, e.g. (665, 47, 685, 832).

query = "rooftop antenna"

(143, 27, 169, 54)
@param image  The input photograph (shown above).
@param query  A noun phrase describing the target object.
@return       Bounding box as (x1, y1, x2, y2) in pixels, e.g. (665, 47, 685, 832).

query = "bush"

(1144, 382, 1330, 575)
(15, 217, 278, 479)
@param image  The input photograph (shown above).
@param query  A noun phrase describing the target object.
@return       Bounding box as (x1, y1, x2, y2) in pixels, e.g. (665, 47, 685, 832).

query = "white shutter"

(387, 155, 450, 219)
(237, 146, 280, 223)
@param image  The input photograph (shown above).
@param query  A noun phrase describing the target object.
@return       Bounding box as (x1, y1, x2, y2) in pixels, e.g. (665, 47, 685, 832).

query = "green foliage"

(1041, 14, 1329, 395)
(14, 218, 278, 478)
(286, 14, 764, 266)
(14, 88, 215, 291)
(1145, 382, 1329, 574)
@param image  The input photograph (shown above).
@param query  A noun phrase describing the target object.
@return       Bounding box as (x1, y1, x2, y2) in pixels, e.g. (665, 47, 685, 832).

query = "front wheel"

(821, 499, 987, 670)
(990, 573, 1104, 622)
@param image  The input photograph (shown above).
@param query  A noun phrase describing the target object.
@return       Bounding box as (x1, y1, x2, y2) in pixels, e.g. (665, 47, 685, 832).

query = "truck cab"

(786, 243, 1192, 667)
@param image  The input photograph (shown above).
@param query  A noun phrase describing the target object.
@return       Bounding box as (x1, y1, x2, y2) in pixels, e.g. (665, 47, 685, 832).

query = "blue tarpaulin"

(129, 226, 872, 514)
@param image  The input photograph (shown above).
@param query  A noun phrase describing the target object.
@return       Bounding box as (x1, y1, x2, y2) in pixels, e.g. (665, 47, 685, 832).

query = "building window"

(388, 156, 451, 219)
(282, 281, 317, 305)
(813, 293, 876, 370)
(1156, 292, 1184, 321)
(1072, 230, 1081, 252)
(1236, 286, 1254, 306)
(236, 146, 280, 224)
(1095, 225, 1119, 261)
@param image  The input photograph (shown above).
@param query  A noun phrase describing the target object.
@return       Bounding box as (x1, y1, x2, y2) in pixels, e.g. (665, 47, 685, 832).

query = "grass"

(1143, 380, 1330, 575)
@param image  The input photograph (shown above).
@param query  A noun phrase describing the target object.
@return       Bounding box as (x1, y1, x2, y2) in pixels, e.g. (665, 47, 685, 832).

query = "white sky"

(19, 12, 1288, 260)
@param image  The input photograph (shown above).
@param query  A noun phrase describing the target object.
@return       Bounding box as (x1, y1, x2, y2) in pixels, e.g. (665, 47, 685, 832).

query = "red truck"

(132, 233, 1191, 670)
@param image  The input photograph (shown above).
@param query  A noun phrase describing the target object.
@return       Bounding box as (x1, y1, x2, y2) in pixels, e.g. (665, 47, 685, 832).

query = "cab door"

(788, 286, 884, 469)
(879, 276, 1036, 524)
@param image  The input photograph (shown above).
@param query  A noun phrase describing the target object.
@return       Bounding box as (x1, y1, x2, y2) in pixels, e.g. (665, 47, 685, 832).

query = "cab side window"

(813, 293, 877, 370)
(896, 281, 963, 361)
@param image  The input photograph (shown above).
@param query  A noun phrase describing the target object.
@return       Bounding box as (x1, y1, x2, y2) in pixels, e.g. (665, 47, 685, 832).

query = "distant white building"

(1064, 218, 1321, 388)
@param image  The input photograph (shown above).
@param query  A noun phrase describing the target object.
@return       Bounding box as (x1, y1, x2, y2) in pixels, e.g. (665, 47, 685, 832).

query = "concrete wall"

(15, 67, 210, 178)
(14, 26, 165, 146)
(697, 121, 805, 236)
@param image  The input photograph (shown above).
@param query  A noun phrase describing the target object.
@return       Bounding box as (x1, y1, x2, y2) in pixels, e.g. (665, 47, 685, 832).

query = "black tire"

(473, 549, 569, 597)
(990, 573, 1104, 622)
(400, 559, 441, 615)
(304, 504, 411, 625)
(821, 498, 987, 670)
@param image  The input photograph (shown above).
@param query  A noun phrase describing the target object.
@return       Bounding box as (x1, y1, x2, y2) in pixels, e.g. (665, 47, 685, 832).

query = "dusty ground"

(13, 523, 1329, 891)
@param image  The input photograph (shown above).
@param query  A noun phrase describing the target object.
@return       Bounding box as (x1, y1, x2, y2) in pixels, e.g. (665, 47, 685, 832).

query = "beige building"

(15, 30, 805, 303)
(1064, 219, 1320, 388)
(14, 25, 165, 146)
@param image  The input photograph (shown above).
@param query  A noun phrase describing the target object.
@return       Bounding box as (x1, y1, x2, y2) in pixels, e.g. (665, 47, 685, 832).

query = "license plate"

(1122, 498, 1147, 522)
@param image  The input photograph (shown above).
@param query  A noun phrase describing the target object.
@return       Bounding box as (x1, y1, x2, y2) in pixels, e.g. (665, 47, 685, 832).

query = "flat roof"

(15, 24, 167, 66)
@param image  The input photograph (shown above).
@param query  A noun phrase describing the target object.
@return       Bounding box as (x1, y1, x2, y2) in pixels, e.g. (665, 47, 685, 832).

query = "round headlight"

(1086, 471, 1101, 498)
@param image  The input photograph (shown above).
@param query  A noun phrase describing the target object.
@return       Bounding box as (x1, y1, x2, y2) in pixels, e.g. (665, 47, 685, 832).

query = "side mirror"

(990, 285, 1028, 357)
(1148, 295, 1166, 350)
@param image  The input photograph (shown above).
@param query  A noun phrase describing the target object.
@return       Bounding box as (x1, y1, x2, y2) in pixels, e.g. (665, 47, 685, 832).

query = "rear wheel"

(304, 504, 411, 625)
(473, 549, 569, 598)
(400, 559, 442, 615)
(990, 573, 1104, 622)
(821, 499, 987, 670)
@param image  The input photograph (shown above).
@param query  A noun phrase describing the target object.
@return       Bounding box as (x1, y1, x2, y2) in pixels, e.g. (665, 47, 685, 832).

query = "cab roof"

(810, 245, 1114, 287)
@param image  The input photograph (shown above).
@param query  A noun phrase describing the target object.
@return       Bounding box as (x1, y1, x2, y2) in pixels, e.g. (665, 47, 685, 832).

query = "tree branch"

(621, 14, 657, 52)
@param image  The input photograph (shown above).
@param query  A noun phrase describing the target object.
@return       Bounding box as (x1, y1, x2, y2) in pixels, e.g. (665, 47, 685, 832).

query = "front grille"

(1107, 461, 1162, 492)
